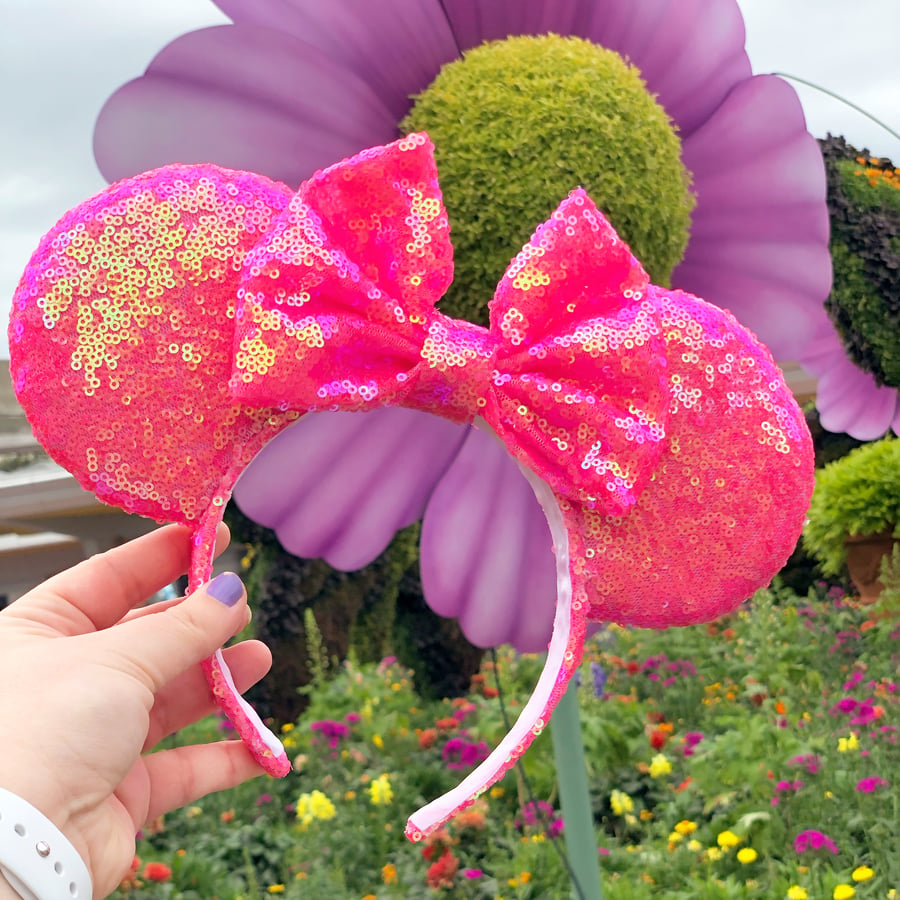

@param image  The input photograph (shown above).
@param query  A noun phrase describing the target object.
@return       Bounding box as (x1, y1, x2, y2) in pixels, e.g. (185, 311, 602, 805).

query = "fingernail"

(206, 572, 244, 607)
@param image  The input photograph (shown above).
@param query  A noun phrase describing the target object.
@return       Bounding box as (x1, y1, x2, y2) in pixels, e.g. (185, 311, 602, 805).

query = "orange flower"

(775, 701, 787, 715)
(220, 809, 235, 823)
(435, 717, 459, 732)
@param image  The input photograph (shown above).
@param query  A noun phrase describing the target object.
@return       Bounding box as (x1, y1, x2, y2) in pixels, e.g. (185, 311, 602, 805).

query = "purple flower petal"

(574, 0, 752, 138)
(213, 0, 459, 121)
(95, 25, 398, 184)
(441, 0, 750, 138)
(673, 75, 833, 360)
(233, 408, 466, 570)
(420, 426, 556, 651)
(800, 329, 900, 439)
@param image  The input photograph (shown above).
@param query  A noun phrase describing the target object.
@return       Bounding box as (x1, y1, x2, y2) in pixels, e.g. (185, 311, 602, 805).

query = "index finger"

(13, 523, 230, 635)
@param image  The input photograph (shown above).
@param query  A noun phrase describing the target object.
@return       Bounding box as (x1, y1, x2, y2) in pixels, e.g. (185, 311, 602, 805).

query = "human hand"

(0, 524, 272, 898)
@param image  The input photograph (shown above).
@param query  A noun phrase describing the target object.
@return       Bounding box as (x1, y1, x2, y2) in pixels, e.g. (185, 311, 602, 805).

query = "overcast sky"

(2, 0, 899, 359)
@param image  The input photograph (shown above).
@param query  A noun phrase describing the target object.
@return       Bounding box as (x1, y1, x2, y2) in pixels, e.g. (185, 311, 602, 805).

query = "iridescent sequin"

(9, 133, 814, 822)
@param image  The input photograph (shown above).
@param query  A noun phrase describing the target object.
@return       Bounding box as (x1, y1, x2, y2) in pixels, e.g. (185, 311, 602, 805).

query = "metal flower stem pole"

(550, 678, 603, 900)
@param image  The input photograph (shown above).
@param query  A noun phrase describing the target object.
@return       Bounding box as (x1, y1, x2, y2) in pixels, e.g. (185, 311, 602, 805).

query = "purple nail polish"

(207, 572, 244, 607)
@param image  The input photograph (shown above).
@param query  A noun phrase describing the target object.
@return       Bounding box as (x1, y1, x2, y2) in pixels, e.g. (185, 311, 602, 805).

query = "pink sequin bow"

(9, 133, 814, 841)
(231, 133, 665, 514)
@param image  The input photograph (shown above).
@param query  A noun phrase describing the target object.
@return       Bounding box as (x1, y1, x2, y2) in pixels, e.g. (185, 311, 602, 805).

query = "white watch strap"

(0, 789, 92, 900)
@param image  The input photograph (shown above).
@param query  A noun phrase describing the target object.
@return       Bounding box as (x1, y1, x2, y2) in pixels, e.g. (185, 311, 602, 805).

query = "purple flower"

(590, 661, 607, 698)
(92, 0, 829, 652)
(856, 776, 889, 793)
(794, 829, 839, 855)
(310, 719, 350, 749)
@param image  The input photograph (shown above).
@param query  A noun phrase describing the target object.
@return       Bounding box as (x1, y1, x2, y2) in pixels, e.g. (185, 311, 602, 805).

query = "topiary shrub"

(803, 437, 900, 577)
(820, 135, 900, 387)
(401, 33, 694, 324)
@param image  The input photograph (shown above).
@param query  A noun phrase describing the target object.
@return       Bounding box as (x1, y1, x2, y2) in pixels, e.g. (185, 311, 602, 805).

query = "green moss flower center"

(402, 34, 695, 324)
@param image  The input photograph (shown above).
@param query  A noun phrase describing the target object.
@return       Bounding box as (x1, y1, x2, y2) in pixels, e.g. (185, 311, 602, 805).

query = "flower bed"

(121, 583, 898, 899)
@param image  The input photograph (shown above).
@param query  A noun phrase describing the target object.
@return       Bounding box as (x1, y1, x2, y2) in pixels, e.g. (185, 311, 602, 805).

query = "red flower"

(426, 850, 459, 890)
(649, 728, 668, 750)
(418, 727, 439, 750)
(143, 862, 172, 882)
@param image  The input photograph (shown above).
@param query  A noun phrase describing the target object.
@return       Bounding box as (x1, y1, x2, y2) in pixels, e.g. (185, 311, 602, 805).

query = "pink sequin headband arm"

(8, 133, 815, 840)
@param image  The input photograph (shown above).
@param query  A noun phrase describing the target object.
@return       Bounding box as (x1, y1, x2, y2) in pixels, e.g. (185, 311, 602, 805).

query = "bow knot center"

(405, 313, 497, 423)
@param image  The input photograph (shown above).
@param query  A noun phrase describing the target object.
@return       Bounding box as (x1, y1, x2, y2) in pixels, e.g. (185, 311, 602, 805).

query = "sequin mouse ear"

(7, 137, 455, 778)
(9, 164, 305, 774)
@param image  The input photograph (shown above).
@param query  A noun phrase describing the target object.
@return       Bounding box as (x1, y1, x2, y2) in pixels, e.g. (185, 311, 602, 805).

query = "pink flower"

(788, 754, 821, 775)
(310, 719, 350, 749)
(794, 829, 839, 854)
(856, 777, 889, 793)
(463, 869, 484, 879)
(441, 736, 491, 771)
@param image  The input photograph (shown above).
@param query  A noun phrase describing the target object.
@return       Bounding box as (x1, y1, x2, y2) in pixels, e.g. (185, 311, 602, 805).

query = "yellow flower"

(675, 820, 697, 835)
(344, 790, 357, 801)
(648, 754, 672, 778)
(310, 791, 336, 820)
(833, 885, 855, 900)
(668, 832, 684, 844)
(281, 723, 294, 733)
(687, 839, 702, 852)
(838, 732, 860, 753)
(490, 786, 505, 799)
(610, 790, 634, 816)
(296, 790, 336, 829)
(369, 773, 394, 806)
(373, 734, 384, 749)
(185, 806, 202, 818)
(267, 886, 285, 894)
(717, 830, 740, 849)
(736, 848, 758, 864)
(851, 866, 874, 882)
(382, 863, 397, 885)
(786, 887, 808, 900)
(706, 847, 723, 861)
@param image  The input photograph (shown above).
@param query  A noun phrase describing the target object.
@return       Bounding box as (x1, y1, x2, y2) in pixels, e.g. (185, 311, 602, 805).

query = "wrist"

(0, 788, 92, 900)
(0, 872, 20, 900)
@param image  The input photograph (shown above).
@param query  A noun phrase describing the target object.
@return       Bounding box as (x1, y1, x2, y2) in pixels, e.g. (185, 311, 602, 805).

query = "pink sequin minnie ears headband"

(9, 133, 814, 839)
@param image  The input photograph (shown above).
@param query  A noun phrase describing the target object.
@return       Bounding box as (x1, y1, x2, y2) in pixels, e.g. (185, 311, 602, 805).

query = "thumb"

(115, 572, 251, 693)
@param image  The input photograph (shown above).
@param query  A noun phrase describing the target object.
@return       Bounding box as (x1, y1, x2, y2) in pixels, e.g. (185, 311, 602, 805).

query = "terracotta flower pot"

(844, 531, 896, 602)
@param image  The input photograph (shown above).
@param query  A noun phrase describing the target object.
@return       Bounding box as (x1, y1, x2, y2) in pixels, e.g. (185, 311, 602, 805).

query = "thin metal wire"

(772, 72, 900, 145)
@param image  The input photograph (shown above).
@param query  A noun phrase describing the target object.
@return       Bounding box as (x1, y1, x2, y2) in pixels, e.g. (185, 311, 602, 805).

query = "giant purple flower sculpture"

(94, 0, 832, 652)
